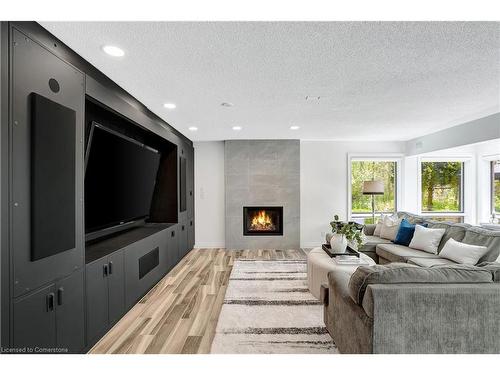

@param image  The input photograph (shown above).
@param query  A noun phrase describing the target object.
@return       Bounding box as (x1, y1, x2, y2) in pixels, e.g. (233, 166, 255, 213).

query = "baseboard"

(194, 242, 226, 249)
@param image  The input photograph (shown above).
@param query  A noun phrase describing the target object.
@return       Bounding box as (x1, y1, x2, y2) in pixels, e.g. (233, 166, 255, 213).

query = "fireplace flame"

(250, 210, 276, 231)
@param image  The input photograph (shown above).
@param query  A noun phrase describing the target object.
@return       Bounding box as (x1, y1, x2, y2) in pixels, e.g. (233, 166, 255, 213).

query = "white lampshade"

(362, 180, 384, 195)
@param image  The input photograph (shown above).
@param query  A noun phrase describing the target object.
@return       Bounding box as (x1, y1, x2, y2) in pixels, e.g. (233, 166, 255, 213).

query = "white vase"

(330, 234, 347, 254)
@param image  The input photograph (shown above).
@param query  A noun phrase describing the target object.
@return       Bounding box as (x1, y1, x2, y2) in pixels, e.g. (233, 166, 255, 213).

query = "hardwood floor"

(89, 248, 307, 354)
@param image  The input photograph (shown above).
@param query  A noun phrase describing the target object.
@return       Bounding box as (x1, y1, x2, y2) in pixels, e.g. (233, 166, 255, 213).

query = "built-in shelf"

(85, 222, 175, 264)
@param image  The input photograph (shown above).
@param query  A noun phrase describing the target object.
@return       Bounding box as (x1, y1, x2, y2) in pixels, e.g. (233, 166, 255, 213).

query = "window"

(350, 160, 398, 223)
(492, 160, 500, 215)
(420, 161, 464, 222)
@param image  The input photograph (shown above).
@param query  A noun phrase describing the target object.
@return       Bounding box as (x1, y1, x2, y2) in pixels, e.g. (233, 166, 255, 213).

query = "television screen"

(85, 122, 161, 234)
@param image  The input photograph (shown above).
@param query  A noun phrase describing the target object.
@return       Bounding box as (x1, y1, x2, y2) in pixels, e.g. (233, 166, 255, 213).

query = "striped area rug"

(210, 259, 338, 354)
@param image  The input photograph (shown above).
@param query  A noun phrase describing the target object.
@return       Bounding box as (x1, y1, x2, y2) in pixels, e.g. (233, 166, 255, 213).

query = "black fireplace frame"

(243, 206, 284, 236)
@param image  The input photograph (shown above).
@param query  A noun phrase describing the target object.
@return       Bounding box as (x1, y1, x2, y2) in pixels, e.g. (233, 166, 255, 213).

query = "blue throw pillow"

(394, 219, 427, 246)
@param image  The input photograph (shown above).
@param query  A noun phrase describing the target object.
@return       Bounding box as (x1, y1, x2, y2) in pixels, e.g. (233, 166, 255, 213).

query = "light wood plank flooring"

(89, 248, 306, 354)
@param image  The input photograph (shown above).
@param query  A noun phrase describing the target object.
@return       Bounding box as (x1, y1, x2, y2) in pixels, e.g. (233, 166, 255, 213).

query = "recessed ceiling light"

(290, 126, 300, 130)
(232, 126, 242, 131)
(163, 103, 176, 109)
(188, 126, 198, 131)
(102, 45, 125, 57)
(221, 102, 234, 107)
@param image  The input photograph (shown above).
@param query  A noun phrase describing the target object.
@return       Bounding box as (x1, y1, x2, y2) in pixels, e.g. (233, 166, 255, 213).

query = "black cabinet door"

(11, 28, 84, 297)
(179, 221, 189, 258)
(86, 258, 109, 345)
(55, 269, 84, 353)
(108, 250, 125, 326)
(168, 226, 180, 267)
(188, 218, 195, 252)
(13, 284, 56, 350)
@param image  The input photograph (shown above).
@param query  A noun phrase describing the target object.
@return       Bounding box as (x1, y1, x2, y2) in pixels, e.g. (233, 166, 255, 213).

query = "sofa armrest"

(363, 224, 376, 236)
(366, 283, 500, 353)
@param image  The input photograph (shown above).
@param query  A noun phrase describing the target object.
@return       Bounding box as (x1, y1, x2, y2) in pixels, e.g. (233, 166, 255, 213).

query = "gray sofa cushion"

(477, 262, 500, 282)
(397, 211, 426, 224)
(361, 235, 392, 254)
(363, 224, 376, 236)
(423, 221, 470, 253)
(348, 263, 493, 305)
(407, 257, 457, 267)
(376, 243, 440, 263)
(462, 227, 500, 263)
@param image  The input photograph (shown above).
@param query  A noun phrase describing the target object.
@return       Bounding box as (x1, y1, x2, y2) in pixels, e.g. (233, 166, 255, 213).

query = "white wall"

(300, 141, 405, 248)
(193, 141, 225, 248)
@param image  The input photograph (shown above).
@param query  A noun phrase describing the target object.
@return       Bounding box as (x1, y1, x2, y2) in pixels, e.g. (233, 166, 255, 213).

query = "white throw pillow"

(408, 225, 446, 254)
(379, 215, 401, 241)
(373, 223, 383, 237)
(439, 238, 489, 265)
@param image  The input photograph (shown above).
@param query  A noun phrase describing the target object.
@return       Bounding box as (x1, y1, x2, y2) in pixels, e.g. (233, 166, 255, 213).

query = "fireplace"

(243, 206, 283, 236)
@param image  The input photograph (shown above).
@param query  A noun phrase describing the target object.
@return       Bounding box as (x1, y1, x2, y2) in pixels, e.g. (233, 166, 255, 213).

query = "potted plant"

(329, 215, 364, 253)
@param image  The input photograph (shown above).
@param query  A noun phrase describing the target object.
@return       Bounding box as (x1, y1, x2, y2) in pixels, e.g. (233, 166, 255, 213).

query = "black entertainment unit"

(0, 22, 195, 352)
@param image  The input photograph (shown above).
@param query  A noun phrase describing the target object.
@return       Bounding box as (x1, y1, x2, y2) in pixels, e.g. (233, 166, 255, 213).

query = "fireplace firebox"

(243, 206, 283, 236)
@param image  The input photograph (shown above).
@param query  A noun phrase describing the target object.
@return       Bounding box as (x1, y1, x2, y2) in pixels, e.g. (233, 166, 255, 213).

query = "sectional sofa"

(322, 211, 500, 353)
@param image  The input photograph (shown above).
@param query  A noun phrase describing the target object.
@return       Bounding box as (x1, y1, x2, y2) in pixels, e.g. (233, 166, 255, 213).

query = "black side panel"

(55, 269, 84, 353)
(11, 28, 84, 297)
(85, 258, 108, 346)
(107, 250, 125, 326)
(30, 93, 75, 261)
(188, 218, 195, 252)
(12, 283, 56, 350)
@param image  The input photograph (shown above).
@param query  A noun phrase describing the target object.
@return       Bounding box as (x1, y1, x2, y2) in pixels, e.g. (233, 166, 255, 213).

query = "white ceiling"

(41, 22, 500, 142)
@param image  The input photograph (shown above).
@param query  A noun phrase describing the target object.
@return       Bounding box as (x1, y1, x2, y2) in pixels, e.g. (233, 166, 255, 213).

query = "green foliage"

(330, 215, 364, 248)
(351, 161, 396, 214)
(421, 162, 462, 212)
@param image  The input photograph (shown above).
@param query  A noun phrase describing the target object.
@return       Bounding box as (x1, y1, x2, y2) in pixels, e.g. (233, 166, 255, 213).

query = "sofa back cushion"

(397, 211, 426, 224)
(348, 263, 493, 305)
(462, 227, 500, 263)
(424, 221, 470, 253)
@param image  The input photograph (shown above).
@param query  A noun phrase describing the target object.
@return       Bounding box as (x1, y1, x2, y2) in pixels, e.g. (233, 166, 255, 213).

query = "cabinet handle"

(103, 264, 109, 277)
(190, 191, 192, 196)
(108, 261, 113, 275)
(171, 231, 175, 237)
(46, 293, 55, 312)
(57, 288, 64, 306)
(182, 225, 185, 231)
(190, 220, 193, 226)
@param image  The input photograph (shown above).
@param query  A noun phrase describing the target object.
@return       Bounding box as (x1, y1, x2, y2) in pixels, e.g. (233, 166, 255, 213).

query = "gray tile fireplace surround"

(225, 140, 300, 249)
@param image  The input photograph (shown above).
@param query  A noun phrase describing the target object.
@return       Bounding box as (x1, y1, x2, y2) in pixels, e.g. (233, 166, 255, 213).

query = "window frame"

(491, 160, 500, 216)
(417, 156, 470, 221)
(347, 153, 403, 222)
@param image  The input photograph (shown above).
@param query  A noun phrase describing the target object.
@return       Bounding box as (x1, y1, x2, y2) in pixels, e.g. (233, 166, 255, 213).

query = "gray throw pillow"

(348, 263, 493, 304)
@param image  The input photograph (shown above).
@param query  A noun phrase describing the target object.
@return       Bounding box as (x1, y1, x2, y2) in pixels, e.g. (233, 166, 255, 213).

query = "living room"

(1, 1, 500, 373)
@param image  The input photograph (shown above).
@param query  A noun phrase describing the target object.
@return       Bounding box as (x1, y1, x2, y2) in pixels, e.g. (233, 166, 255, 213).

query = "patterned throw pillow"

(379, 214, 402, 241)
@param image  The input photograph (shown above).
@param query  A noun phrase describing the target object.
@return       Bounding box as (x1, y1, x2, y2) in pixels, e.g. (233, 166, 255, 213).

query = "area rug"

(210, 259, 338, 354)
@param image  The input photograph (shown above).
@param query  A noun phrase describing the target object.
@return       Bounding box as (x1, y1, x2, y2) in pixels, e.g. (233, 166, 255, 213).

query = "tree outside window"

(421, 161, 463, 212)
(351, 161, 397, 220)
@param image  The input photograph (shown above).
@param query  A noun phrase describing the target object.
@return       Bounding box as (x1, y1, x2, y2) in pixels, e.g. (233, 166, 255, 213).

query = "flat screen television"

(85, 122, 161, 240)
